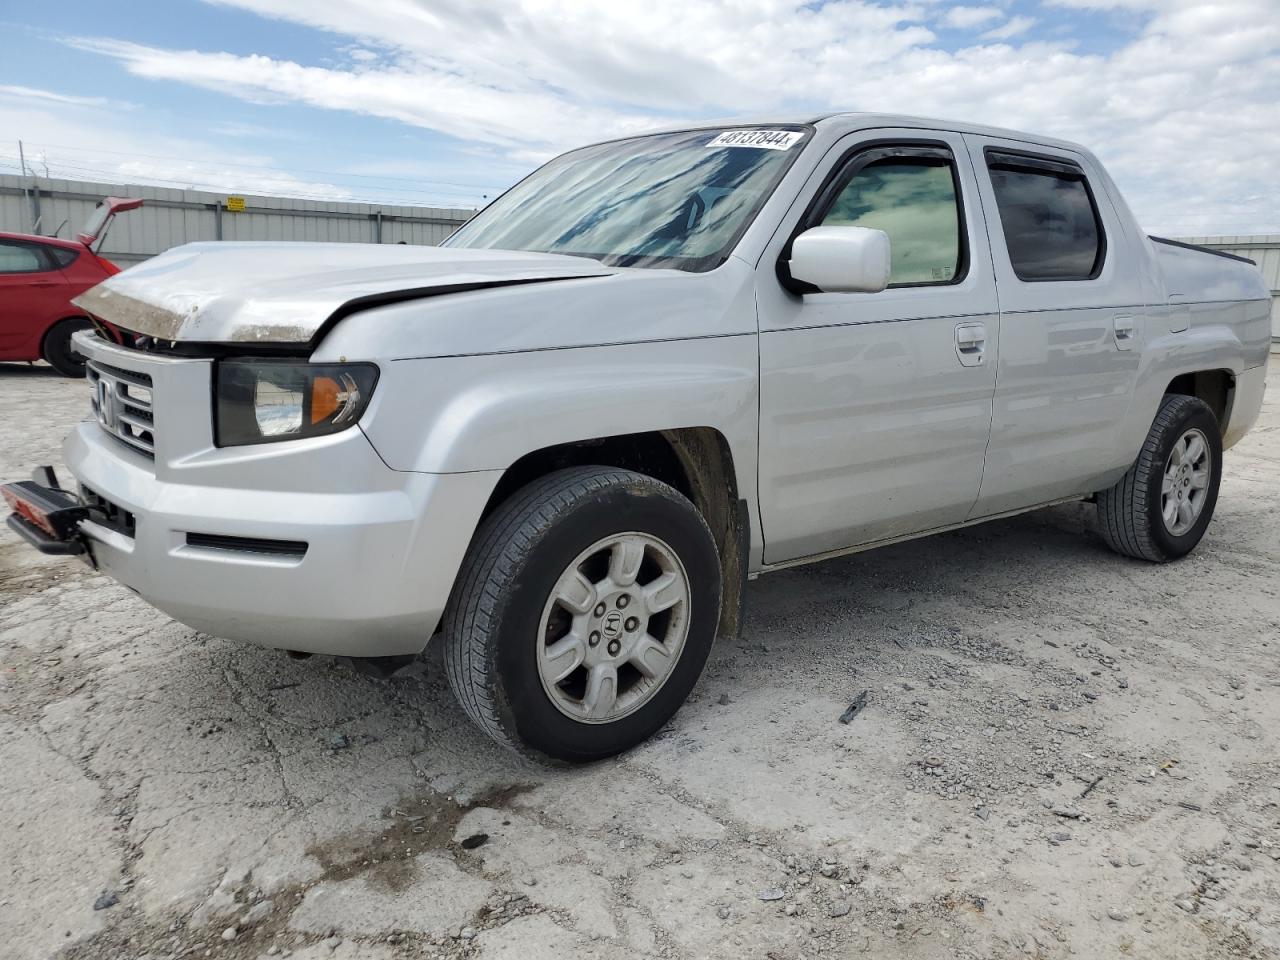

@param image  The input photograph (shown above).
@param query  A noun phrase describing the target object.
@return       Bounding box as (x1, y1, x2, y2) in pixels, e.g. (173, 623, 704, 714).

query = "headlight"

(214, 360, 378, 446)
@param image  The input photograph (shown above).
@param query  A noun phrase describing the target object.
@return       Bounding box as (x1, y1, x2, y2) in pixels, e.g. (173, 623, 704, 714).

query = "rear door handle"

(954, 321, 986, 367)
(1113, 314, 1135, 350)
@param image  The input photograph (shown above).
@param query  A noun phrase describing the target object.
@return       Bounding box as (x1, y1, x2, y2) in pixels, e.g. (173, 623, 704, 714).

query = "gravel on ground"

(3, 359, 1278, 960)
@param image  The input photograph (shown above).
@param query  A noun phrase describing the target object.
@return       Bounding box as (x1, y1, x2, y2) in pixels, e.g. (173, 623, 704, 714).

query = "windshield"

(444, 126, 811, 272)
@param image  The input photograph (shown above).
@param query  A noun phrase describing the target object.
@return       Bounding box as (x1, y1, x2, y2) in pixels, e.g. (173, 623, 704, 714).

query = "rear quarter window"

(49, 247, 81, 268)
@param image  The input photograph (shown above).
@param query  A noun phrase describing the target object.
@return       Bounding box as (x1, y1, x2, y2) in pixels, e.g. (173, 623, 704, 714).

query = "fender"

(354, 334, 762, 558)
(360, 332, 758, 474)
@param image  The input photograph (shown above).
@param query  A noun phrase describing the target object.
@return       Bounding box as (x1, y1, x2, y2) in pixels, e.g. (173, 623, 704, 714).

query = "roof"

(0, 230, 86, 250)
(817, 112, 1088, 153)
(630, 111, 1089, 156)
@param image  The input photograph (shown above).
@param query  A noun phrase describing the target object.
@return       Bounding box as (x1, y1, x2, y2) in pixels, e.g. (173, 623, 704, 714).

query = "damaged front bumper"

(5, 333, 502, 658)
(60, 411, 497, 657)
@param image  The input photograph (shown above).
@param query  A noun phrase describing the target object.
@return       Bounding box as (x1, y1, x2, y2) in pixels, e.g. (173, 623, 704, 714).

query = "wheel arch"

(478, 428, 750, 640)
(1162, 369, 1235, 427)
(1118, 361, 1242, 471)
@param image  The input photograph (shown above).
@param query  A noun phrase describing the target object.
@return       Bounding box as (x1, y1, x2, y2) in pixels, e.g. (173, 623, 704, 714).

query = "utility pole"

(18, 139, 41, 233)
(18, 140, 31, 231)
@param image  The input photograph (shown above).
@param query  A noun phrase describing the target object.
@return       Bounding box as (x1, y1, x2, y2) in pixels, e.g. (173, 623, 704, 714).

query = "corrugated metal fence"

(1178, 236, 1280, 350)
(3, 174, 1275, 351)
(0, 174, 474, 266)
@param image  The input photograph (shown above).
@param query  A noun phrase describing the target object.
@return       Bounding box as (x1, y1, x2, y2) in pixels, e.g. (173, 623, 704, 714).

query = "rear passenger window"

(0, 240, 47, 274)
(820, 159, 962, 285)
(986, 153, 1104, 281)
(49, 247, 80, 268)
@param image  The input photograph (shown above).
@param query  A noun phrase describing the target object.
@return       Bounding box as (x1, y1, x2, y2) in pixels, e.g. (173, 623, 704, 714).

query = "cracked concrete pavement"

(2, 360, 1279, 960)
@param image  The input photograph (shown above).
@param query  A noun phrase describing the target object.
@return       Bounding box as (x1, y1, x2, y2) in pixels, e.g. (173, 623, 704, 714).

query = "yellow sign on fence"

(225, 196, 246, 213)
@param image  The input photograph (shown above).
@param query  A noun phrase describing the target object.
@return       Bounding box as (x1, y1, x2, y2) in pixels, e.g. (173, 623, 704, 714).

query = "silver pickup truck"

(4, 114, 1270, 762)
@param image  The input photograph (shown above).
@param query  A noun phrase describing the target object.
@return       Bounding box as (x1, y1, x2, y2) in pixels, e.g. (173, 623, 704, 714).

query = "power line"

(13, 151, 471, 199)
(32, 157, 484, 207)
(0, 152, 483, 207)
(20, 140, 508, 193)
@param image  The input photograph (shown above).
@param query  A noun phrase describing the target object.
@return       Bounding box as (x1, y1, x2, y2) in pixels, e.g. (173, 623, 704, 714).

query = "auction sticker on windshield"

(707, 130, 804, 150)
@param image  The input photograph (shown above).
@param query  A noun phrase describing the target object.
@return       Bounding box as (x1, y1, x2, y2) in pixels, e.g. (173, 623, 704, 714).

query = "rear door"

(756, 129, 1000, 562)
(963, 137, 1145, 517)
(0, 239, 70, 358)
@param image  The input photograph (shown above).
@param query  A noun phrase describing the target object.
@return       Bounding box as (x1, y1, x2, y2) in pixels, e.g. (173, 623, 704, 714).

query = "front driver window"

(820, 159, 962, 285)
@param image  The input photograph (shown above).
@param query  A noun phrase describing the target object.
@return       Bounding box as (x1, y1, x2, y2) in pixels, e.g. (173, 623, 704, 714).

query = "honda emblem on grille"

(96, 378, 119, 432)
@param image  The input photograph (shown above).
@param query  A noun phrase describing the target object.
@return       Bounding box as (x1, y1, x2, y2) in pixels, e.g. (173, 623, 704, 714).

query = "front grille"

(87, 360, 156, 459)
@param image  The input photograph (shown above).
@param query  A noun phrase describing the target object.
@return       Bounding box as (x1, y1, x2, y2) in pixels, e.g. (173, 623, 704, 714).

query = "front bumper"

(52, 334, 500, 656)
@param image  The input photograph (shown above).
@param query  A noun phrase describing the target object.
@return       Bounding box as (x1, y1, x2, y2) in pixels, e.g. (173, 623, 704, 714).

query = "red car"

(0, 197, 143, 377)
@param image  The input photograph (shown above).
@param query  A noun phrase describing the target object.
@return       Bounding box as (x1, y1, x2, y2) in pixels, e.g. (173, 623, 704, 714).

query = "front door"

(962, 136, 1146, 518)
(756, 130, 999, 563)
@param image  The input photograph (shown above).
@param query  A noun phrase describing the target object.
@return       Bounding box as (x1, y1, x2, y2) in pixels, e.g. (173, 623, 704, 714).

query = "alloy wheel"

(536, 532, 691, 724)
(1161, 427, 1211, 536)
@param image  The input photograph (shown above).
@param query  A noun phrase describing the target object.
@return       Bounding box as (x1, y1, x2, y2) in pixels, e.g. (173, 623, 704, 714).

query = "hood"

(72, 241, 613, 344)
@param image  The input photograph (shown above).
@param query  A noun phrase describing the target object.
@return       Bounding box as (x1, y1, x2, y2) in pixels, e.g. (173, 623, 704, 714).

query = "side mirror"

(787, 225, 891, 294)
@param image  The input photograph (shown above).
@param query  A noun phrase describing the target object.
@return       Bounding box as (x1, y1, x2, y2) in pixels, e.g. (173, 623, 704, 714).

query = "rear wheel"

(1096, 394, 1222, 562)
(41, 319, 92, 378)
(442, 467, 722, 762)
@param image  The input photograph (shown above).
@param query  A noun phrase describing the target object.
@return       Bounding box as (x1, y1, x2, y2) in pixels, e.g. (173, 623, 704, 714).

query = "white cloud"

(0, 84, 134, 110)
(1044, 0, 1161, 9)
(66, 37, 660, 151)
(939, 6, 1004, 29)
(981, 15, 1036, 40)
(0, 101, 354, 201)
(41, 0, 1280, 233)
(209, 120, 301, 139)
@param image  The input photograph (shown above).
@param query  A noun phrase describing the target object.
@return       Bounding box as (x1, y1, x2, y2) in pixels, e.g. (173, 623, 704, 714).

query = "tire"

(442, 466, 722, 762)
(1096, 394, 1222, 562)
(41, 319, 93, 378)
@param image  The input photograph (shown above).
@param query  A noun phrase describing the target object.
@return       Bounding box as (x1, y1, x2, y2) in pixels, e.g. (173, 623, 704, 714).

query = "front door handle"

(955, 321, 986, 367)
(1113, 314, 1135, 351)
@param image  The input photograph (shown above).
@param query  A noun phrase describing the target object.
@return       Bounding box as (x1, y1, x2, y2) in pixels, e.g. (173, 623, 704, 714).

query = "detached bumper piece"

(2, 469, 90, 556)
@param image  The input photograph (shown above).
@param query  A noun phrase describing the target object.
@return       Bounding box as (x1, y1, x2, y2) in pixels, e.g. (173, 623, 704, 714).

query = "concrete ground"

(2, 359, 1278, 960)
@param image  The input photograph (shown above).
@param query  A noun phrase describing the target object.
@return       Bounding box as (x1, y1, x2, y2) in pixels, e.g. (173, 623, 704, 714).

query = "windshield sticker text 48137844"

(706, 130, 804, 151)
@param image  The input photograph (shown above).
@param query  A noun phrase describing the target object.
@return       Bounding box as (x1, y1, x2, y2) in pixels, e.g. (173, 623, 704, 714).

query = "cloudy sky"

(1, 0, 1277, 234)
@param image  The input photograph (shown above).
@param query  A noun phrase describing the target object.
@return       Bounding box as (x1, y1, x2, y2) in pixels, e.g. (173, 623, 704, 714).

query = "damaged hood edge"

(72, 241, 615, 345)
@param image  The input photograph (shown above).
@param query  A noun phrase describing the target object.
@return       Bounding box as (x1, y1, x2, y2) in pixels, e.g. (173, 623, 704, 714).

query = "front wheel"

(1096, 394, 1223, 562)
(442, 467, 722, 762)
